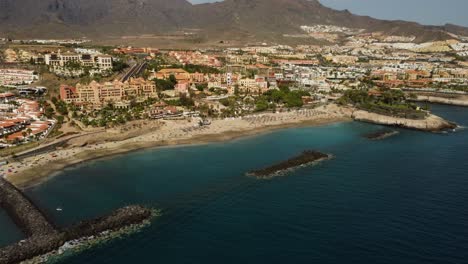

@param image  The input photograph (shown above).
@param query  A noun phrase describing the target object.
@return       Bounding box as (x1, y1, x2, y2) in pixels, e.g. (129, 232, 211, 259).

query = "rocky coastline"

(0, 177, 154, 264)
(351, 109, 457, 132)
(411, 95, 468, 107)
(247, 151, 331, 178)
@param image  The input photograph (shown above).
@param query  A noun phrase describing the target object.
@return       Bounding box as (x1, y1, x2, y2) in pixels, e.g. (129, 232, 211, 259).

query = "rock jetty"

(0, 178, 153, 264)
(364, 130, 400, 140)
(248, 151, 331, 178)
(0, 178, 56, 237)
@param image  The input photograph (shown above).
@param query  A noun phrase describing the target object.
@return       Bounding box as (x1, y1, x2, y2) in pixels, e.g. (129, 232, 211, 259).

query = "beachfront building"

(0, 69, 39, 86)
(60, 78, 157, 106)
(238, 77, 269, 94)
(4, 120, 54, 143)
(0, 98, 52, 144)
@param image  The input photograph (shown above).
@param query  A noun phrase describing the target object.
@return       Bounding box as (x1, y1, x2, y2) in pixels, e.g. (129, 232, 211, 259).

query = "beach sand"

(3, 105, 351, 188)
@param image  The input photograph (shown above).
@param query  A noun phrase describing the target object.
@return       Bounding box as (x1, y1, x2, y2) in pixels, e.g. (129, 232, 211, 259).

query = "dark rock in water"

(364, 130, 400, 140)
(0, 178, 56, 237)
(0, 205, 153, 264)
(247, 151, 331, 178)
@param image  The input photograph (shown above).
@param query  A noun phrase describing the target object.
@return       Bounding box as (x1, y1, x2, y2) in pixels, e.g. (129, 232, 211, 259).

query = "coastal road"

(120, 62, 147, 82)
(12, 130, 105, 161)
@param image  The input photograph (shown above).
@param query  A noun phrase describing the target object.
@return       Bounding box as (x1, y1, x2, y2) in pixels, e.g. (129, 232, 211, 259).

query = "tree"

(234, 84, 240, 96)
(112, 60, 129, 73)
(284, 92, 303, 108)
(45, 106, 55, 118)
(56, 115, 65, 124)
(255, 98, 269, 112)
(180, 93, 195, 107)
(169, 74, 177, 85)
(155, 79, 176, 91)
(196, 83, 207, 92)
(183, 64, 221, 74)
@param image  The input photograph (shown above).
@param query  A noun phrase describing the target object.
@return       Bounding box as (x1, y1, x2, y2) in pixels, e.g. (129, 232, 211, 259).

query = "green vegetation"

(154, 75, 177, 91)
(195, 83, 207, 91)
(0, 142, 41, 158)
(79, 98, 158, 128)
(146, 56, 169, 71)
(164, 94, 194, 108)
(64, 60, 82, 71)
(253, 85, 309, 111)
(338, 89, 428, 119)
(183, 64, 220, 74)
(51, 97, 68, 115)
(112, 60, 129, 73)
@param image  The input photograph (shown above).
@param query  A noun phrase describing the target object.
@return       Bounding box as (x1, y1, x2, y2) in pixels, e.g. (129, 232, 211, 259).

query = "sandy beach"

(3, 105, 351, 188)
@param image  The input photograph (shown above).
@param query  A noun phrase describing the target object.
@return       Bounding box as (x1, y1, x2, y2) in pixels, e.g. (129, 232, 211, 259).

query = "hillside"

(0, 0, 467, 43)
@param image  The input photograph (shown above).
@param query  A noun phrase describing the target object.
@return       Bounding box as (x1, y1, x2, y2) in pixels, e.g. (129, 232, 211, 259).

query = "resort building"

(151, 68, 191, 82)
(44, 51, 113, 77)
(60, 78, 157, 106)
(0, 69, 39, 86)
(45, 52, 113, 70)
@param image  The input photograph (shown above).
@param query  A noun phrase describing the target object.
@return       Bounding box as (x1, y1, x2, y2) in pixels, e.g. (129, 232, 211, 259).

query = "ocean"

(2, 104, 468, 263)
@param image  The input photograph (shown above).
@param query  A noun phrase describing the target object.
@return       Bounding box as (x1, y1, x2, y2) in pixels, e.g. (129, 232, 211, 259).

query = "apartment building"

(60, 78, 157, 105)
(0, 69, 39, 86)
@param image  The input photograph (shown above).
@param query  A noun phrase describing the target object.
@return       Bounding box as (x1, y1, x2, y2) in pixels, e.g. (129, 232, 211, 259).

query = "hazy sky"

(188, 0, 468, 27)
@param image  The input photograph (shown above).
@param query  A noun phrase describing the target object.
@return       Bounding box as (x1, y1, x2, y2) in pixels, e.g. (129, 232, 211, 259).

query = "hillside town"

(0, 30, 467, 152)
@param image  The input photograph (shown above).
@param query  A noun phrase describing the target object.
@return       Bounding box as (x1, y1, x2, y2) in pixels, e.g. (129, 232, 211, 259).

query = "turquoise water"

(2, 104, 468, 263)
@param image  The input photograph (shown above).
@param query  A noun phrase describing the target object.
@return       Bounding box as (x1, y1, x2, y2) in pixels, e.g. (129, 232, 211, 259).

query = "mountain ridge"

(0, 0, 467, 43)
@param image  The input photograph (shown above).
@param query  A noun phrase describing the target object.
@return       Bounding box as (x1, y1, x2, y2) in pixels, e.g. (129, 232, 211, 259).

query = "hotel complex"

(60, 78, 157, 106)
(45, 52, 113, 70)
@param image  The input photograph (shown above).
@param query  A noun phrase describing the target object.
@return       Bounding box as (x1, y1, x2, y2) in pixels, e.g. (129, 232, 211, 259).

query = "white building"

(45, 51, 113, 71)
(0, 69, 39, 86)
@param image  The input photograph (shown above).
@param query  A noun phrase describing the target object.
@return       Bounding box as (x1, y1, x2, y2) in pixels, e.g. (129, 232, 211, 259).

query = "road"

(120, 62, 147, 82)
(12, 130, 104, 160)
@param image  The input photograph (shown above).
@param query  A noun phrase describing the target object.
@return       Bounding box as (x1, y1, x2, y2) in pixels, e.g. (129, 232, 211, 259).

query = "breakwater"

(364, 130, 400, 140)
(0, 178, 56, 237)
(247, 151, 331, 178)
(0, 178, 153, 264)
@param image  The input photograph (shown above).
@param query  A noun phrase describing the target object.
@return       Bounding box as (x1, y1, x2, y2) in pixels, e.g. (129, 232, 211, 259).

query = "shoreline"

(408, 93, 468, 107)
(2, 103, 457, 189)
(351, 109, 457, 132)
(5, 106, 351, 189)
